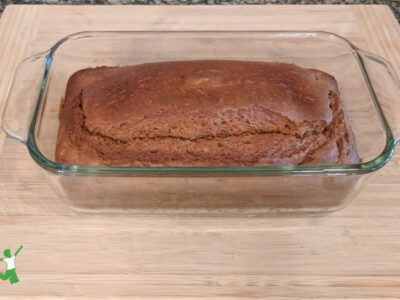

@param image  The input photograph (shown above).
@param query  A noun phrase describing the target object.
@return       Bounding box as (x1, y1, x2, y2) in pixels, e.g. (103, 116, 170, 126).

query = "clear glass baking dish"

(2, 31, 400, 215)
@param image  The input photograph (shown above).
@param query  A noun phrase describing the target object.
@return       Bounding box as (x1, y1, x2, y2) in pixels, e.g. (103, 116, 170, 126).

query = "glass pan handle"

(2, 51, 49, 144)
(357, 50, 400, 146)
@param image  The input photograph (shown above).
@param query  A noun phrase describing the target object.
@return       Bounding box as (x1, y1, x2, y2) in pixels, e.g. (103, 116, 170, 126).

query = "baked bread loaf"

(55, 60, 359, 166)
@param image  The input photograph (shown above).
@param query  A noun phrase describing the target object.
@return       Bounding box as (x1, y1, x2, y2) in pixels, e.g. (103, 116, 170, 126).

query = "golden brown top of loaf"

(55, 60, 359, 167)
(82, 61, 333, 141)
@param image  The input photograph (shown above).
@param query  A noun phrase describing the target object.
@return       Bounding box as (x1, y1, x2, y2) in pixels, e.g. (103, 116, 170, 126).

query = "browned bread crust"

(55, 60, 359, 166)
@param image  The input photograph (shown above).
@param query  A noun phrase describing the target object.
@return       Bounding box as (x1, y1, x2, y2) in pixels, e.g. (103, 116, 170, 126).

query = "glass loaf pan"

(2, 31, 400, 214)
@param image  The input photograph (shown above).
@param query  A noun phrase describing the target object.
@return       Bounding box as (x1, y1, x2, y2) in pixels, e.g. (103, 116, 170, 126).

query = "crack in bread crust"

(79, 93, 327, 143)
(75, 90, 335, 166)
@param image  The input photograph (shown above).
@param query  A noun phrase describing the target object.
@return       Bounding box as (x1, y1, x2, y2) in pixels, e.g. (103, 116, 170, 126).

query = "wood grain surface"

(1, 4, 400, 298)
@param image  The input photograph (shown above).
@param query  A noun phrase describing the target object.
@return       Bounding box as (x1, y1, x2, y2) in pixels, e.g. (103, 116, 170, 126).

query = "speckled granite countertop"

(1, 0, 399, 21)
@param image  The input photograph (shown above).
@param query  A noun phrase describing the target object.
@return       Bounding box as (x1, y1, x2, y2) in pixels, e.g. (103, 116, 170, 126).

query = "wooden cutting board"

(1, 5, 400, 298)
